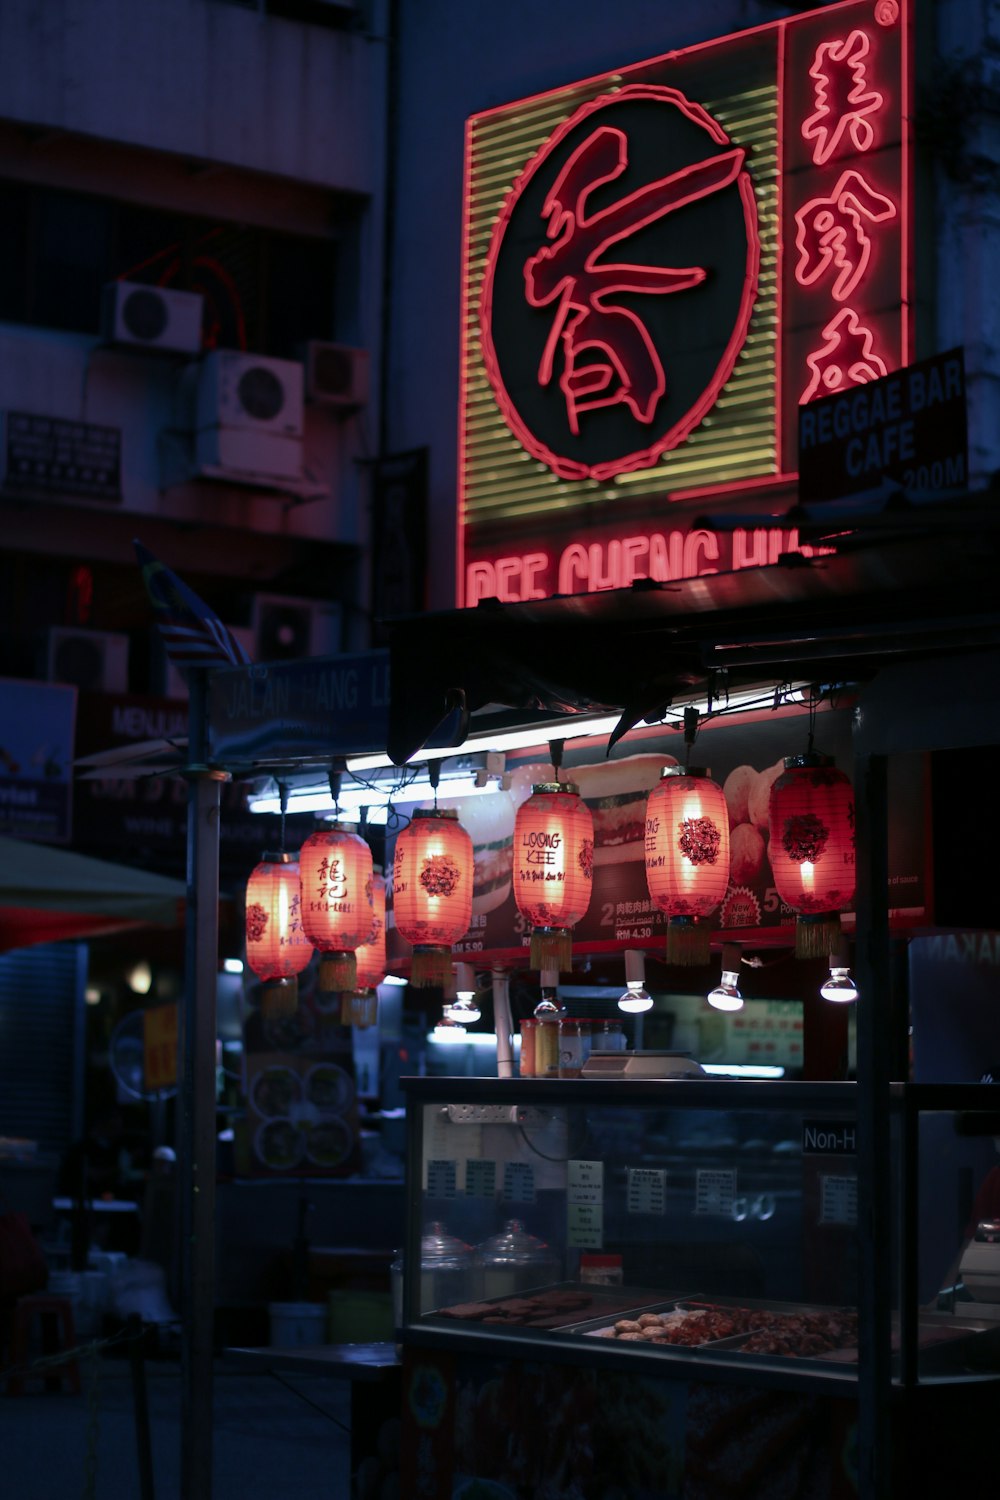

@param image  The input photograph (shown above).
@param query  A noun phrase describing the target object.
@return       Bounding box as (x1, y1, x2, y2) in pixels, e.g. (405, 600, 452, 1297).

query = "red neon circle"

(479, 84, 760, 482)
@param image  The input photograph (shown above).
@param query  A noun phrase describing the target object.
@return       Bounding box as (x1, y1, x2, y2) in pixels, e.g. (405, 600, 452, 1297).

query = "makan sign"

(460, 0, 912, 606)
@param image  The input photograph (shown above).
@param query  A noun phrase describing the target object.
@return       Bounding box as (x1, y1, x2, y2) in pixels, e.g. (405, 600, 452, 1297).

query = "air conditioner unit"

(196, 351, 304, 437)
(303, 342, 370, 410)
(101, 282, 204, 356)
(194, 351, 304, 482)
(252, 595, 342, 663)
(46, 628, 129, 694)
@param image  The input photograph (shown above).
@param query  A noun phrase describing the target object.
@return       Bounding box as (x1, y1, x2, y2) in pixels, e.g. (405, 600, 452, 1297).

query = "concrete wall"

(0, 0, 389, 569)
(0, 0, 382, 193)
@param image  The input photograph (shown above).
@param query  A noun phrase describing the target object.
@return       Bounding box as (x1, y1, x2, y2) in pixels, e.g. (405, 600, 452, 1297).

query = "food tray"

(819, 1313, 1000, 1374)
(561, 1295, 859, 1360)
(427, 1282, 682, 1331)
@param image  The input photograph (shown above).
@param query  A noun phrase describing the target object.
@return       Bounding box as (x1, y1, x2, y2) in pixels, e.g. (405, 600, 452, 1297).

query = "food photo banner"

(459, 0, 911, 606)
(385, 703, 926, 968)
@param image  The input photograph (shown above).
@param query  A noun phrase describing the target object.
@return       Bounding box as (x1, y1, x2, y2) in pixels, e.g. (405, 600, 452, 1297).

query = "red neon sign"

(802, 308, 888, 402)
(460, 0, 911, 608)
(794, 170, 896, 303)
(524, 112, 745, 436)
(801, 29, 884, 166)
(480, 84, 760, 482)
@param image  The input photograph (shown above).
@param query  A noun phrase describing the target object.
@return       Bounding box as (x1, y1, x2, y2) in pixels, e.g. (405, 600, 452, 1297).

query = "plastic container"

(477, 1218, 561, 1299)
(392, 1222, 484, 1320)
(591, 1020, 627, 1053)
(558, 1018, 591, 1077)
(268, 1301, 327, 1348)
(519, 1017, 561, 1077)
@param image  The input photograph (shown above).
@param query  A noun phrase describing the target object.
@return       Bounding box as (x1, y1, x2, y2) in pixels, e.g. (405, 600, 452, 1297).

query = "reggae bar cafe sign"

(797, 346, 967, 503)
(459, 0, 911, 605)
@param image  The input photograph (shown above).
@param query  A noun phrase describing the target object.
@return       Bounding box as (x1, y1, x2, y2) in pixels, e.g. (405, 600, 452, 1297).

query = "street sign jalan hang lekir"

(207, 651, 391, 767)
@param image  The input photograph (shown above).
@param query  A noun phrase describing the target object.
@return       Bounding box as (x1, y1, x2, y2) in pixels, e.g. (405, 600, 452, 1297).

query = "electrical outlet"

(446, 1104, 555, 1126)
(447, 1104, 519, 1124)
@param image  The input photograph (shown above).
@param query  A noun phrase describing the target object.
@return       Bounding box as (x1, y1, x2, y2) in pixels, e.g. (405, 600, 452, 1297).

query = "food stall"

(365, 534, 1000, 1498)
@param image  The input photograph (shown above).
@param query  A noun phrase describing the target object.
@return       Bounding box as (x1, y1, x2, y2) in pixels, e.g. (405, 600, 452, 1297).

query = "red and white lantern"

(645, 766, 730, 965)
(513, 781, 594, 972)
(344, 867, 386, 1027)
(299, 824, 374, 991)
(393, 809, 474, 988)
(768, 754, 856, 958)
(245, 853, 313, 1017)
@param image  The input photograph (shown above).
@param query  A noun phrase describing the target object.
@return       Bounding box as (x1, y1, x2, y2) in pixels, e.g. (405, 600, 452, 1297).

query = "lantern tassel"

(341, 990, 379, 1028)
(666, 916, 712, 966)
(261, 976, 299, 1020)
(318, 951, 358, 992)
(411, 946, 456, 992)
(530, 927, 573, 973)
(796, 913, 843, 960)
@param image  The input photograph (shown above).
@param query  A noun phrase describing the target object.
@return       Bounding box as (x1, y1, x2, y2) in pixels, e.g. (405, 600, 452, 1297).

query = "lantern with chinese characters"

(245, 853, 313, 1018)
(393, 809, 474, 988)
(768, 753, 855, 958)
(644, 766, 730, 965)
(343, 867, 386, 1028)
(513, 782, 594, 972)
(298, 824, 374, 991)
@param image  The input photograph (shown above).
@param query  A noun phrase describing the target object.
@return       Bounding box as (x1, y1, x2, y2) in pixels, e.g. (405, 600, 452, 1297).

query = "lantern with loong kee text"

(513, 781, 594, 972)
(393, 809, 474, 989)
(645, 766, 730, 965)
(299, 825, 374, 991)
(768, 753, 855, 958)
(245, 853, 313, 1018)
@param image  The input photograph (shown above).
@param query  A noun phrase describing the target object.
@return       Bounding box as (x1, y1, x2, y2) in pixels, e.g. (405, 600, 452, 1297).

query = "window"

(0, 179, 339, 356)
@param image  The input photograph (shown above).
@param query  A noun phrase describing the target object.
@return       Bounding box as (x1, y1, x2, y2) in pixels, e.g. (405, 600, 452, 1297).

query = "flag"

(134, 540, 252, 674)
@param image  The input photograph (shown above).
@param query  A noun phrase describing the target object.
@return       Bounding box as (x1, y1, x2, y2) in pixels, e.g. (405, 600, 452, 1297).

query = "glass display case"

(400, 1077, 1000, 1388)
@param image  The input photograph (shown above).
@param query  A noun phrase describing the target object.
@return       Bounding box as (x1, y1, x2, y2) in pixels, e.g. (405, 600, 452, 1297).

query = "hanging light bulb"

(535, 967, 564, 1017)
(820, 945, 860, 1003)
(618, 949, 653, 1013)
(707, 942, 744, 1012)
(444, 961, 482, 1024)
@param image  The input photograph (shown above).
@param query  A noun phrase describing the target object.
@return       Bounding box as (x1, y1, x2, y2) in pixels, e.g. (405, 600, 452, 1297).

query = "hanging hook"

(549, 738, 565, 784)
(428, 759, 441, 810)
(328, 768, 342, 818)
(276, 780, 289, 852)
(806, 685, 820, 755)
(683, 705, 699, 769)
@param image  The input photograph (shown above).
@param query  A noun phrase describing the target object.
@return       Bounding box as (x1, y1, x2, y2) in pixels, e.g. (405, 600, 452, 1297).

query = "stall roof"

(0, 836, 186, 952)
(387, 494, 1000, 763)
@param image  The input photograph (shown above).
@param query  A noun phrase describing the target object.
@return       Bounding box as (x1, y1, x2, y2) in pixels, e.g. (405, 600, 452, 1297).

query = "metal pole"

(853, 748, 892, 1500)
(128, 1313, 156, 1500)
(491, 967, 514, 1077)
(179, 669, 227, 1500)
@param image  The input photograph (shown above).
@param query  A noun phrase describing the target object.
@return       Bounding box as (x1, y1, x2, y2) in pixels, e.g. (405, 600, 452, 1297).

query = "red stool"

(6, 1294, 82, 1396)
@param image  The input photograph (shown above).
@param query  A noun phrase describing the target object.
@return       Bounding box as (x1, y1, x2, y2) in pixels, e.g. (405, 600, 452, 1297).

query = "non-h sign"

(802, 1120, 857, 1155)
(797, 347, 967, 504)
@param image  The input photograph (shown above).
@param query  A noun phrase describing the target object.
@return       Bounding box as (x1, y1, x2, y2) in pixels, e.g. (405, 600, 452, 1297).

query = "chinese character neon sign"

(460, 0, 910, 607)
(481, 85, 759, 482)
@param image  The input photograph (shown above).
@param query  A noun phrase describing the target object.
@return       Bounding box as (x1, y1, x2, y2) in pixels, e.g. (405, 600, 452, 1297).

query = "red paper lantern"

(513, 782, 594, 972)
(393, 809, 474, 987)
(245, 853, 313, 1017)
(645, 766, 730, 965)
(299, 824, 374, 991)
(768, 753, 856, 958)
(344, 868, 386, 1027)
